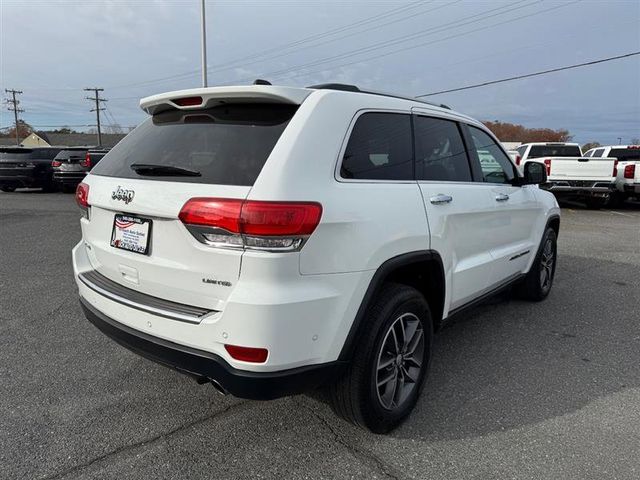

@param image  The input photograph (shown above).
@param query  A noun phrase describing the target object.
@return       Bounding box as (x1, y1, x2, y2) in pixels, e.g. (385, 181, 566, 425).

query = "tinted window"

(528, 145, 582, 158)
(414, 116, 471, 182)
(91, 104, 297, 186)
(592, 149, 604, 158)
(54, 149, 88, 161)
(468, 126, 515, 183)
(516, 145, 527, 156)
(583, 150, 593, 157)
(607, 148, 640, 161)
(341, 113, 412, 180)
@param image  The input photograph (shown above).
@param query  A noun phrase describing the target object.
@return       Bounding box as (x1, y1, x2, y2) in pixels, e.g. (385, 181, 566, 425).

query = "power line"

(106, 0, 435, 90)
(245, 0, 537, 81)
(416, 51, 640, 97)
(84, 87, 107, 146)
(232, 0, 573, 85)
(4, 89, 24, 145)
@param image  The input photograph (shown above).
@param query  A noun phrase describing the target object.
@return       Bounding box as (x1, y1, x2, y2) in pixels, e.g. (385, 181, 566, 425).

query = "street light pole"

(201, 0, 208, 87)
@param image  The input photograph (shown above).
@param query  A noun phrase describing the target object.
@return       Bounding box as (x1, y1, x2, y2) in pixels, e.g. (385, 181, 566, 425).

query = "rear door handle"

(430, 194, 453, 205)
(495, 193, 510, 202)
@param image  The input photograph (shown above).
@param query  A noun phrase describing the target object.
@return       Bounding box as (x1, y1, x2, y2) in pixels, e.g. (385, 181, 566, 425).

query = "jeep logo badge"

(112, 186, 135, 204)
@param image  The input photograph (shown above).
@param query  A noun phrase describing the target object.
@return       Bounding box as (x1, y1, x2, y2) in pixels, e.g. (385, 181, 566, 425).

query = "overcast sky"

(1, 0, 639, 144)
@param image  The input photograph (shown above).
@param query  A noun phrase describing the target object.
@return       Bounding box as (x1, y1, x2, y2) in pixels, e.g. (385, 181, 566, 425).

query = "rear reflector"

(515, 154, 521, 166)
(224, 344, 268, 363)
(179, 198, 322, 252)
(543, 159, 552, 175)
(172, 96, 203, 107)
(76, 182, 90, 210)
(624, 164, 636, 179)
(51, 160, 62, 167)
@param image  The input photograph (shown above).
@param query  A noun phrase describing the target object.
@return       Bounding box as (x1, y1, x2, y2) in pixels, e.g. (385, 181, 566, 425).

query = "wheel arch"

(338, 250, 445, 361)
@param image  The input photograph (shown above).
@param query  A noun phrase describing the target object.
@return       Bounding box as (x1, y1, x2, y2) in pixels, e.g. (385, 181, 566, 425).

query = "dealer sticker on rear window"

(110, 214, 151, 255)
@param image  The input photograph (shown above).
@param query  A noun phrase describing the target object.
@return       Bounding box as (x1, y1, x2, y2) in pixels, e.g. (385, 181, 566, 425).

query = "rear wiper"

(130, 163, 201, 177)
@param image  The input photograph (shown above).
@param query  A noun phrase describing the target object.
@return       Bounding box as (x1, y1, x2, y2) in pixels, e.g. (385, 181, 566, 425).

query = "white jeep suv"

(73, 83, 560, 433)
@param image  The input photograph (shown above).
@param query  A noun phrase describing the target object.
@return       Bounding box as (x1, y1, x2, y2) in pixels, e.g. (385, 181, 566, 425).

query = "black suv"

(0, 147, 64, 192)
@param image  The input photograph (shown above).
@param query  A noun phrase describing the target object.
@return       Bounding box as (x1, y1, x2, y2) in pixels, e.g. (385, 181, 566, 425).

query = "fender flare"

(338, 250, 444, 361)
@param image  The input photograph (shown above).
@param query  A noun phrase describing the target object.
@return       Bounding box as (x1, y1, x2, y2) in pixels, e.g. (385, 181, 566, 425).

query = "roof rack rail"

(307, 83, 450, 110)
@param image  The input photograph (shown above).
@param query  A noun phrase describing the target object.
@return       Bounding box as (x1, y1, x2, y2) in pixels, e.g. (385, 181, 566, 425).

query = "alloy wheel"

(375, 313, 425, 410)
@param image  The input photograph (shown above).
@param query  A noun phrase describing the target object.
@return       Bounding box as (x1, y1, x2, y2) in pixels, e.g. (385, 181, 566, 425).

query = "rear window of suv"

(91, 103, 297, 186)
(528, 145, 581, 158)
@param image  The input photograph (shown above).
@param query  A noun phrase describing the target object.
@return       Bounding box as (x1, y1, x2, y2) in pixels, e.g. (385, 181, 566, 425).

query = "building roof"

(0, 132, 127, 148)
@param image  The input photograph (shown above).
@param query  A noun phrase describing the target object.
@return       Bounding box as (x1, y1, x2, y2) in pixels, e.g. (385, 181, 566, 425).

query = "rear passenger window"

(341, 113, 412, 180)
(592, 149, 604, 158)
(414, 116, 471, 182)
(468, 126, 515, 183)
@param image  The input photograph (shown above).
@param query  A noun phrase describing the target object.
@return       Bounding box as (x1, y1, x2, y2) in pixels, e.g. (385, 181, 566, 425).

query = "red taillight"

(241, 201, 323, 236)
(51, 160, 62, 167)
(613, 159, 618, 177)
(543, 158, 552, 175)
(179, 198, 243, 232)
(80, 152, 91, 168)
(624, 164, 636, 179)
(224, 344, 268, 363)
(172, 96, 203, 107)
(179, 198, 322, 251)
(515, 154, 521, 166)
(76, 182, 89, 209)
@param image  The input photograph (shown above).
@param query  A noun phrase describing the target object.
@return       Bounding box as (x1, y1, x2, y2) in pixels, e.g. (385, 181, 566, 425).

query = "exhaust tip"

(210, 379, 228, 396)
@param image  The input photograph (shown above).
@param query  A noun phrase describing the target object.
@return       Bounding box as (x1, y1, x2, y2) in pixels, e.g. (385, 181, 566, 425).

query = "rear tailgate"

(79, 96, 303, 312)
(547, 157, 615, 181)
(81, 175, 248, 311)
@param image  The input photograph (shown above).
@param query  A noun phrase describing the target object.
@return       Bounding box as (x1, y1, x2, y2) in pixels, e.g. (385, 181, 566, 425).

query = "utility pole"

(84, 88, 107, 147)
(4, 89, 24, 145)
(200, 0, 208, 87)
(617, 137, 622, 145)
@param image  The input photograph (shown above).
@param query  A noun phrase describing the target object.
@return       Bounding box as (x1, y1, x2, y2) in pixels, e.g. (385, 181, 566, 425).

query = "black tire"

(585, 197, 606, 210)
(42, 181, 57, 193)
(516, 227, 557, 301)
(0, 185, 16, 192)
(326, 283, 433, 433)
(607, 191, 625, 208)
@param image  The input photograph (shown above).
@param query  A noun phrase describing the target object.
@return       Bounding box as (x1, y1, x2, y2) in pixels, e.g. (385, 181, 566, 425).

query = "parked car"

(583, 145, 640, 206)
(52, 147, 108, 192)
(73, 83, 559, 433)
(51, 147, 91, 192)
(515, 142, 616, 208)
(0, 146, 64, 192)
(507, 150, 521, 165)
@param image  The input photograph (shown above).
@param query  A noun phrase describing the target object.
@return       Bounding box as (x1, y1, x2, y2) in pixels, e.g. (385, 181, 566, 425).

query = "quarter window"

(414, 116, 472, 182)
(592, 149, 605, 158)
(341, 113, 413, 180)
(468, 126, 515, 183)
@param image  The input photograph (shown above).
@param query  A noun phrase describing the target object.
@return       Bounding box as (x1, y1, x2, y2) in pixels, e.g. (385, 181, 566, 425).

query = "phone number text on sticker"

(110, 214, 151, 255)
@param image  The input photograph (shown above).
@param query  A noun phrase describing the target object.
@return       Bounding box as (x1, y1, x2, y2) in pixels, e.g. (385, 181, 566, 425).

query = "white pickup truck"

(583, 145, 640, 206)
(515, 142, 616, 208)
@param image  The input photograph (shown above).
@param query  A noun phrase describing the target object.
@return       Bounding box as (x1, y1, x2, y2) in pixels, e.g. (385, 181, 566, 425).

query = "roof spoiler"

(140, 86, 312, 115)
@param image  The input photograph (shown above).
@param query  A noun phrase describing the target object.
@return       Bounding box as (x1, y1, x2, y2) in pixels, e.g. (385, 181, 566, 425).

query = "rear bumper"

(81, 297, 345, 400)
(0, 171, 40, 187)
(543, 182, 614, 198)
(53, 172, 86, 184)
(622, 183, 640, 194)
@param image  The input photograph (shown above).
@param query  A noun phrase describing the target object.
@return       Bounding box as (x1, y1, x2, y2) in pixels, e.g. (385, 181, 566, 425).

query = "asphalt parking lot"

(1, 192, 639, 480)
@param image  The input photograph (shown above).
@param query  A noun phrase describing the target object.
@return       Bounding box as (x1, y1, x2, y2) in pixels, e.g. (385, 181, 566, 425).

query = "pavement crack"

(39, 400, 249, 480)
(297, 399, 403, 480)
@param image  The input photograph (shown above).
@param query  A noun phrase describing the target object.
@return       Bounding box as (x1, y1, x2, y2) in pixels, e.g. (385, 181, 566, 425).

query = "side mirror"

(521, 161, 547, 185)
